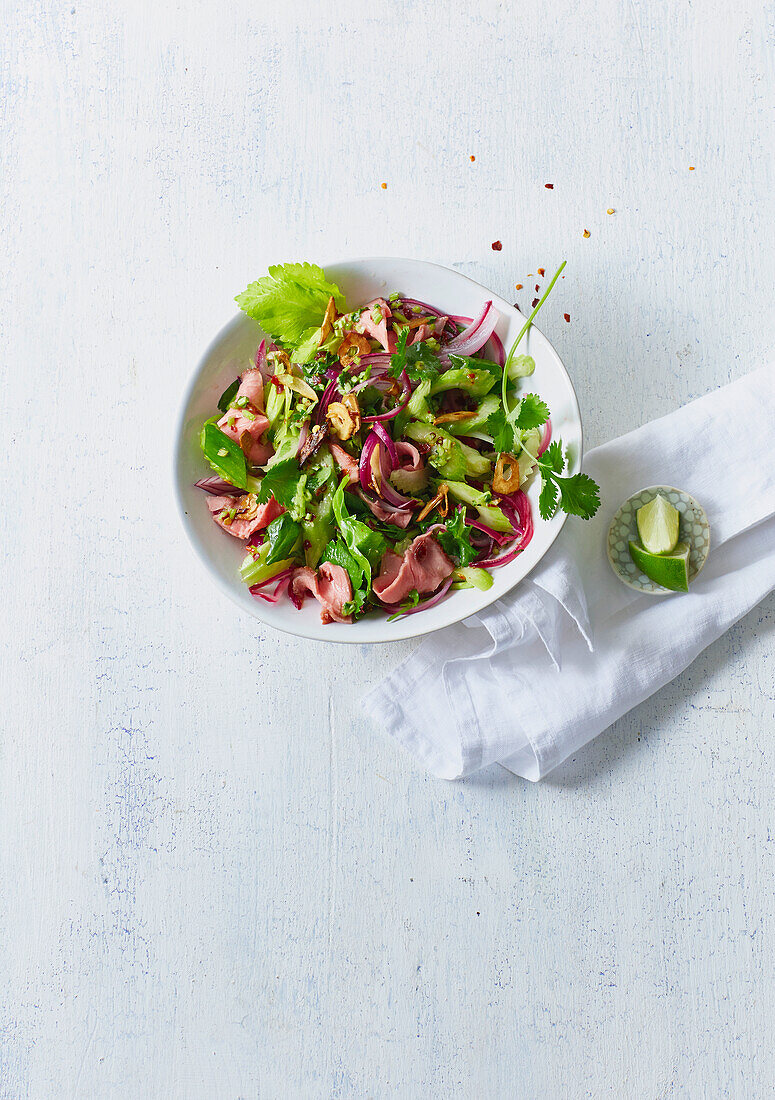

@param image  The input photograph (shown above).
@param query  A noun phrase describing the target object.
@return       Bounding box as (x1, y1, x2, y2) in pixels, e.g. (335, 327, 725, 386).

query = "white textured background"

(2, 1, 775, 1096)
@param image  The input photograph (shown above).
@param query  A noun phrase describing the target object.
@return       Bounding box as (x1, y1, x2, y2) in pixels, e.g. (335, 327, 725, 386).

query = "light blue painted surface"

(1, 0, 774, 1096)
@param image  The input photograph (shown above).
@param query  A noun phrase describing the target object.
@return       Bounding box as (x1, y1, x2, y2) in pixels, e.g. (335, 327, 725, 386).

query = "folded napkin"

(363, 364, 775, 780)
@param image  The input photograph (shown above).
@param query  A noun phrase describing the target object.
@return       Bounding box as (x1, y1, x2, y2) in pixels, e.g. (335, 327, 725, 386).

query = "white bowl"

(174, 257, 582, 643)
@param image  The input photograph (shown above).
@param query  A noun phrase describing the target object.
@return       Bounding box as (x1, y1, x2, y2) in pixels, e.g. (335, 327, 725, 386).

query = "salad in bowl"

(178, 258, 599, 638)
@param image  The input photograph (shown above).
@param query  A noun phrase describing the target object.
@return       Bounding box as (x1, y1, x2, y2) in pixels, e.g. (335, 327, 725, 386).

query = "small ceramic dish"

(607, 485, 710, 595)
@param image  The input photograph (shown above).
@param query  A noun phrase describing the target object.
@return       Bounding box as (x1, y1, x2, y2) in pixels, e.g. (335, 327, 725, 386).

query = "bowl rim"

(173, 255, 583, 643)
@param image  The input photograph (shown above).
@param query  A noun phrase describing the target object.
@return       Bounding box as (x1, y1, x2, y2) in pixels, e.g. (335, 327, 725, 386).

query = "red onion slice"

(341, 353, 393, 380)
(383, 576, 454, 617)
(296, 419, 310, 457)
(249, 566, 295, 590)
(374, 436, 416, 509)
(537, 417, 552, 457)
(255, 339, 272, 383)
(249, 567, 295, 602)
(251, 589, 277, 603)
(315, 378, 340, 424)
(359, 432, 379, 491)
(464, 516, 513, 546)
(372, 422, 398, 468)
(445, 307, 503, 365)
(476, 545, 522, 569)
(359, 429, 414, 508)
(505, 489, 533, 537)
(350, 371, 393, 395)
(357, 352, 393, 369)
(478, 490, 534, 567)
(488, 330, 506, 368)
(379, 477, 414, 510)
(442, 301, 500, 360)
(362, 370, 412, 423)
(397, 297, 444, 318)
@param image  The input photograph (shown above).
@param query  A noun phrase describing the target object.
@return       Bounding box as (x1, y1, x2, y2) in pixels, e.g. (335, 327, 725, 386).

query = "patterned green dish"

(607, 485, 710, 595)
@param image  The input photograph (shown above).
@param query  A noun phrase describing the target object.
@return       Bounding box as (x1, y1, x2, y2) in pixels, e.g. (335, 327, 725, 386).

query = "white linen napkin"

(363, 364, 775, 780)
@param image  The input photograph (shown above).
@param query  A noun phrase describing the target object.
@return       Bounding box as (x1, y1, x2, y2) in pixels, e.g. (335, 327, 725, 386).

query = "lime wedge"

(629, 540, 690, 592)
(636, 493, 680, 554)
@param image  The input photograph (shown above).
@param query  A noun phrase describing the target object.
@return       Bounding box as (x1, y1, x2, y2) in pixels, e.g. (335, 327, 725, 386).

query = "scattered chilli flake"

(689, 166, 695, 170)
(537, 267, 545, 277)
(583, 229, 591, 238)
(531, 297, 539, 308)
(564, 313, 571, 323)
(607, 208, 615, 215)
(545, 183, 554, 189)
(470, 155, 476, 162)
(491, 240, 502, 251)
(381, 182, 387, 189)
(515, 283, 523, 290)
(535, 283, 540, 292)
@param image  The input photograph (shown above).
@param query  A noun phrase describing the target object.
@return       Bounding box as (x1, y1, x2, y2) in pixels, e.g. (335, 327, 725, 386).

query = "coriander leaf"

(514, 393, 550, 431)
(235, 262, 346, 361)
(435, 507, 477, 566)
(486, 407, 515, 454)
(487, 396, 547, 454)
(404, 345, 441, 381)
(538, 476, 559, 521)
(388, 328, 409, 377)
(255, 457, 304, 508)
(199, 419, 247, 489)
(265, 513, 301, 565)
(556, 473, 601, 519)
(389, 328, 441, 382)
(540, 439, 565, 474)
(217, 378, 240, 413)
(535, 439, 601, 521)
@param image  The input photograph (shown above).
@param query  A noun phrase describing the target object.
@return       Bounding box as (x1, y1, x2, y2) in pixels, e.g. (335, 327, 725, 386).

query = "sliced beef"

(372, 528, 454, 604)
(206, 493, 283, 540)
(289, 563, 353, 624)
(355, 298, 393, 352)
(217, 366, 274, 467)
(328, 442, 360, 485)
